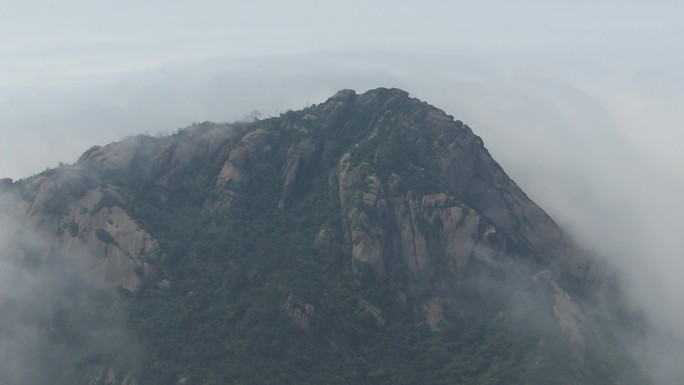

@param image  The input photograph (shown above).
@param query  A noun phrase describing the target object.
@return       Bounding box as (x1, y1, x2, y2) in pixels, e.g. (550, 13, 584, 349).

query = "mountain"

(0, 88, 647, 384)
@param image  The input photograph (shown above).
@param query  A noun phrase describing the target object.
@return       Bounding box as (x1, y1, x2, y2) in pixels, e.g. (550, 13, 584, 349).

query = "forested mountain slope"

(0, 88, 647, 385)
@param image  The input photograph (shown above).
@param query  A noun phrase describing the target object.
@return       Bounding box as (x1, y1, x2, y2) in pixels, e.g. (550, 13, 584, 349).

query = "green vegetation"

(0, 88, 654, 385)
(125, 164, 557, 385)
(118, 110, 639, 385)
(14, 88, 636, 384)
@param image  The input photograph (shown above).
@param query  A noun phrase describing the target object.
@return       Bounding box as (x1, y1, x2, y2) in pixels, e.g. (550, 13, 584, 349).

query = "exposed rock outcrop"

(320, 88, 590, 329)
(283, 293, 320, 333)
(213, 128, 279, 209)
(0, 169, 158, 291)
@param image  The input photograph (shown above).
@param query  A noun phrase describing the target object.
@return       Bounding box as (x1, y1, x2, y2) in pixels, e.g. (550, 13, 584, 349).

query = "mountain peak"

(327, 88, 357, 101)
(0, 89, 637, 385)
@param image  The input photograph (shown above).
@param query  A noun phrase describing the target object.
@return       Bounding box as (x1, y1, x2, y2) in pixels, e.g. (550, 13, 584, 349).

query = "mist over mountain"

(0, 190, 140, 384)
(2, 1, 683, 383)
(2, 87, 677, 384)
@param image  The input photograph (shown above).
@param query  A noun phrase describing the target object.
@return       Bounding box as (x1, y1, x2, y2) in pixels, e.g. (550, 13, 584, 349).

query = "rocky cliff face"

(0, 88, 639, 385)
(1, 166, 154, 291)
(0, 123, 244, 292)
(324, 89, 589, 330)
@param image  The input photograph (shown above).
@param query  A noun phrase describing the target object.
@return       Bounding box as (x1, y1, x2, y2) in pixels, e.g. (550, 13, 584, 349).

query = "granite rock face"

(0, 123, 244, 291)
(323, 89, 588, 329)
(0, 169, 156, 291)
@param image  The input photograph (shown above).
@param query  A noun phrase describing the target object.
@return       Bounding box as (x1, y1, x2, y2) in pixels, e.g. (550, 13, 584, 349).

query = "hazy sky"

(1, 0, 682, 179)
(1, 1, 682, 179)
(2, 1, 684, 381)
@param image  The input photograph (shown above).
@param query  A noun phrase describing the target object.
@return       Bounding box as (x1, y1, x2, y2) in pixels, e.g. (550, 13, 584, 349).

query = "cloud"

(0, 192, 140, 385)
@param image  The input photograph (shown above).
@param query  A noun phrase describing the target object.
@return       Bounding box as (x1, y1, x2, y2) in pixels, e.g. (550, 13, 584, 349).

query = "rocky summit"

(0, 88, 647, 385)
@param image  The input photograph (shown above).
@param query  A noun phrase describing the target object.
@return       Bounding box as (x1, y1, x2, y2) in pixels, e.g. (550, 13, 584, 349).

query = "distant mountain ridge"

(0, 88, 646, 385)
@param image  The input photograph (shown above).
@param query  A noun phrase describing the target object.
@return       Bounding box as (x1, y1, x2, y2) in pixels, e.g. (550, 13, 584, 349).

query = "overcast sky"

(2, 1, 684, 381)
(1, 0, 682, 179)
